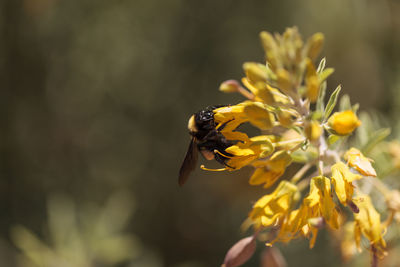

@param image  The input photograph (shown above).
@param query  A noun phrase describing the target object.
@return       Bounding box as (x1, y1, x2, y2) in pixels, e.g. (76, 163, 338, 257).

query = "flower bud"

(305, 120, 322, 141)
(307, 33, 324, 61)
(276, 69, 292, 93)
(219, 80, 241, 93)
(243, 62, 268, 83)
(222, 236, 256, 267)
(327, 110, 361, 135)
(277, 109, 294, 127)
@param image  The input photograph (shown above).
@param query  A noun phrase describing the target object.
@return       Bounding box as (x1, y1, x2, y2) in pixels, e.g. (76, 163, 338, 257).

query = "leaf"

(356, 112, 372, 146)
(352, 103, 359, 113)
(361, 128, 391, 155)
(324, 85, 341, 120)
(316, 81, 327, 114)
(339, 94, 351, 111)
(311, 111, 323, 121)
(328, 134, 341, 145)
(291, 151, 309, 163)
(316, 57, 326, 73)
(222, 236, 257, 267)
(318, 68, 334, 82)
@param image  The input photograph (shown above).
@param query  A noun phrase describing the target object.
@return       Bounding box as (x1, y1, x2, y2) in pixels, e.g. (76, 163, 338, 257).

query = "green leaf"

(318, 68, 334, 82)
(352, 103, 359, 113)
(361, 128, 391, 155)
(356, 112, 372, 146)
(339, 94, 351, 111)
(317, 57, 326, 73)
(324, 85, 341, 120)
(291, 151, 309, 163)
(328, 134, 340, 145)
(316, 81, 327, 114)
(311, 111, 323, 121)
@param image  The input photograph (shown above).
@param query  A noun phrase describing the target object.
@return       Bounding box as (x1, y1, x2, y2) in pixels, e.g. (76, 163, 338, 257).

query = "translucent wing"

(178, 138, 198, 186)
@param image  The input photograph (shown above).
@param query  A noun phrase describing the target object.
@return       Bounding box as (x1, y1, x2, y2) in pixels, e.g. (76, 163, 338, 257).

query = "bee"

(178, 105, 235, 186)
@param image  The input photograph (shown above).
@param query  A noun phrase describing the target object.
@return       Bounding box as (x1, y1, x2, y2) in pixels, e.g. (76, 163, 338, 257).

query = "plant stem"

(291, 163, 313, 184)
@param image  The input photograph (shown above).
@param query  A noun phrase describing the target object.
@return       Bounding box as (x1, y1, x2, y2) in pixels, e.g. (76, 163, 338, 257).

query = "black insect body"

(178, 106, 235, 186)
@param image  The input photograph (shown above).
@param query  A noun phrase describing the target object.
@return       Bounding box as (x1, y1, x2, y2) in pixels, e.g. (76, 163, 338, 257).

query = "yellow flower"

(249, 181, 300, 229)
(242, 63, 274, 104)
(353, 195, 387, 259)
(224, 136, 274, 170)
(268, 204, 311, 247)
(267, 203, 322, 248)
(303, 176, 340, 230)
(327, 110, 361, 135)
(344, 148, 377, 177)
(269, 176, 341, 248)
(331, 162, 362, 207)
(249, 151, 292, 188)
(214, 101, 275, 133)
(212, 104, 250, 143)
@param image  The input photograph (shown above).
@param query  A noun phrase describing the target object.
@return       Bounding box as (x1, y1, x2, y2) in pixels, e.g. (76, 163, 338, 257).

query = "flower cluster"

(198, 27, 399, 267)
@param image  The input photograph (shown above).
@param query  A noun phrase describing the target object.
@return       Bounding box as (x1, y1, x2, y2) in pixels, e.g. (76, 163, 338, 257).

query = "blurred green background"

(0, 0, 399, 266)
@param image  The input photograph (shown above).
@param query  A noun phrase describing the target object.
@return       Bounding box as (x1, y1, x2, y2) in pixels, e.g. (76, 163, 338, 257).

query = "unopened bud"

(276, 69, 292, 93)
(327, 110, 361, 136)
(386, 190, 400, 212)
(305, 120, 322, 141)
(308, 217, 325, 229)
(243, 62, 268, 83)
(223, 236, 257, 267)
(277, 109, 294, 127)
(307, 33, 324, 61)
(219, 80, 241, 93)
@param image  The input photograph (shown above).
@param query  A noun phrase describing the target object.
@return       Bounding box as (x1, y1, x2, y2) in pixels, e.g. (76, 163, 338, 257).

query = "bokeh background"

(0, 0, 399, 266)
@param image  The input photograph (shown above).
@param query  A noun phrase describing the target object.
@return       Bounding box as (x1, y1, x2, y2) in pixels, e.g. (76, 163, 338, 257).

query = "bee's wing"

(178, 137, 198, 186)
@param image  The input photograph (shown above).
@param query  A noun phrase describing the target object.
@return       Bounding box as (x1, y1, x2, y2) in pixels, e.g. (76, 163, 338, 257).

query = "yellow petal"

(249, 181, 299, 229)
(242, 102, 274, 130)
(353, 195, 386, 257)
(344, 148, 377, 177)
(331, 162, 362, 206)
(249, 168, 269, 185)
(304, 176, 340, 229)
(213, 105, 247, 124)
(243, 62, 268, 83)
(221, 130, 250, 143)
(241, 78, 274, 104)
(331, 165, 347, 204)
